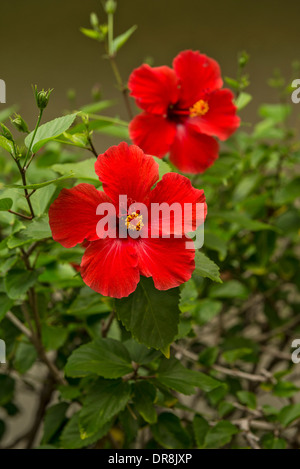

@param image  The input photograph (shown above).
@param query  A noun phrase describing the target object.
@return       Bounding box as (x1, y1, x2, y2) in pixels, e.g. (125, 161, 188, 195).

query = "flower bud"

(90, 12, 99, 29)
(10, 114, 29, 133)
(0, 123, 13, 141)
(92, 84, 102, 102)
(238, 51, 249, 69)
(33, 85, 53, 110)
(105, 0, 117, 14)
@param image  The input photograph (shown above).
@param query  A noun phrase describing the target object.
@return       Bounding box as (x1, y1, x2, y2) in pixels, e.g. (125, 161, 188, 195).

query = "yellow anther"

(189, 99, 209, 117)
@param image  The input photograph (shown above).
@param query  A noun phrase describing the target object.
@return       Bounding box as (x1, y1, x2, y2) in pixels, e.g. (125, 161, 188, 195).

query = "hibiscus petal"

(148, 172, 207, 235)
(128, 64, 179, 114)
(169, 124, 219, 174)
(49, 183, 111, 248)
(81, 238, 140, 298)
(189, 89, 240, 140)
(95, 142, 159, 206)
(173, 50, 223, 109)
(137, 236, 195, 290)
(129, 113, 177, 158)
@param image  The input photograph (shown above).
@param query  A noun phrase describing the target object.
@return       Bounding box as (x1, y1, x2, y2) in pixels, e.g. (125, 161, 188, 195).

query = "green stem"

(16, 159, 35, 219)
(23, 109, 43, 168)
(108, 12, 114, 57)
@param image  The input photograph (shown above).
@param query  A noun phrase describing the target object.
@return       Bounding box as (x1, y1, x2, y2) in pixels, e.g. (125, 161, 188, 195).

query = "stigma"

(125, 212, 144, 231)
(189, 99, 209, 117)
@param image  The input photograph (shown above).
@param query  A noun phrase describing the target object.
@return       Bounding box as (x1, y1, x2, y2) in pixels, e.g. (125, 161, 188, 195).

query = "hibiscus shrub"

(0, 1, 300, 450)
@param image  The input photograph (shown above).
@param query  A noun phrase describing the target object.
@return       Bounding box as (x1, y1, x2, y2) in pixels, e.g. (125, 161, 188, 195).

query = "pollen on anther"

(189, 99, 209, 117)
(125, 212, 144, 231)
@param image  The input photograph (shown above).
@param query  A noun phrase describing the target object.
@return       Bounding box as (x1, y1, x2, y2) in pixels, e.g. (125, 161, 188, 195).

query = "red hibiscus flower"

(49, 143, 206, 299)
(128, 50, 240, 174)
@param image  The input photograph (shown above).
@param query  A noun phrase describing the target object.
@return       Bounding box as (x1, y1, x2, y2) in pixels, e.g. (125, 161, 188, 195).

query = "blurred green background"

(1, 0, 299, 150)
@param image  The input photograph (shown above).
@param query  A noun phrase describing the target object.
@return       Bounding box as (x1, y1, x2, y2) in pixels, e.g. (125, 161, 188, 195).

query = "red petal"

(137, 236, 195, 290)
(128, 64, 179, 114)
(95, 142, 159, 205)
(49, 183, 111, 248)
(81, 238, 140, 298)
(173, 50, 223, 108)
(148, 172, 207, 235)
(129, 113, 177, 158)
(189, 89, 240, 141)
(169, 124, 219, 174)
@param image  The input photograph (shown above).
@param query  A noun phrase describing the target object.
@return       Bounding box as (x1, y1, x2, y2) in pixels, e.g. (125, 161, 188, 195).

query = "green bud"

(14, 145, 22, 160)
(92, 84, 102, 102)
(81, 112, 89, 126)
(10, 113, 29, 133)
(67, 88, 76, 103)
(105, 0, 117, 14)
(238, 51, 249, 69)
(0, 123, 14, 141)
(90, 12, 99, 29)
(33, 85, 53, 110)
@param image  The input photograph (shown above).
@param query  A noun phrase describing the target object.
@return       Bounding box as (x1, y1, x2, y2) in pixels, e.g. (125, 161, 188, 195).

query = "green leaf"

(42, 324, 68, 351)
(25, 113, 78, 152)
(0, 293, 14, 323)
(60, 412, 112, 449)
(203, 421, 238, 449)
(21, 215, 52, 241)
(95, 123, 129, 139)
(198, 346, 219, 367)
(5, 268, 40, 299)
(42, 403, 69, 444)
(115, 277, 180, 357)
(237, 390, 257, 409)
(67, 287, 111, 317)
(278, 403, 300, 427)
(0, 106, 18, 123)
(5, 173, 74, 190)
(0, 198, 13, 211)
(204, 230, 227, 260)
(218, 401, 235, 418)
(0, 136, 14, 154)
(79, 100, 116, 114)
(52, 158, 99, 183)
(261, 433, 286, 449)
(70, 116, 128, 135)
(0, 375, 15, 405)
(65, 338, 133, 379)
(222, 348, 253, 364)
(80, 27, 101, 40)
(259, 104, 291, 123)
(113, 25, 137, 52)
(274, 177, 300, 205)
(273, 381, 300, 398)
(209, 280, 249, 299)
(157, 358, 223, 395)
(235, 92, 252, 110)
(193, 415, 209, 448)
(14, 341, 37, 374)
(152, 156, 172, 180)
(151, 412, 191, 449)
(210, 210, 276, 232)
(124, 338, 160, 365)
(194, 299, 222, 325)
(193, 251, 222, 283)
(224, 77, 240, 90)
(79, 378, 131, 438)
(134, 381, 157, 424)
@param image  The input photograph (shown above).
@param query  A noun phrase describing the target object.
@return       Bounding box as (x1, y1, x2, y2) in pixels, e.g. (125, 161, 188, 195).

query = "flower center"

(189, 99, 209, 117)
(125, 212, 144, 231)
